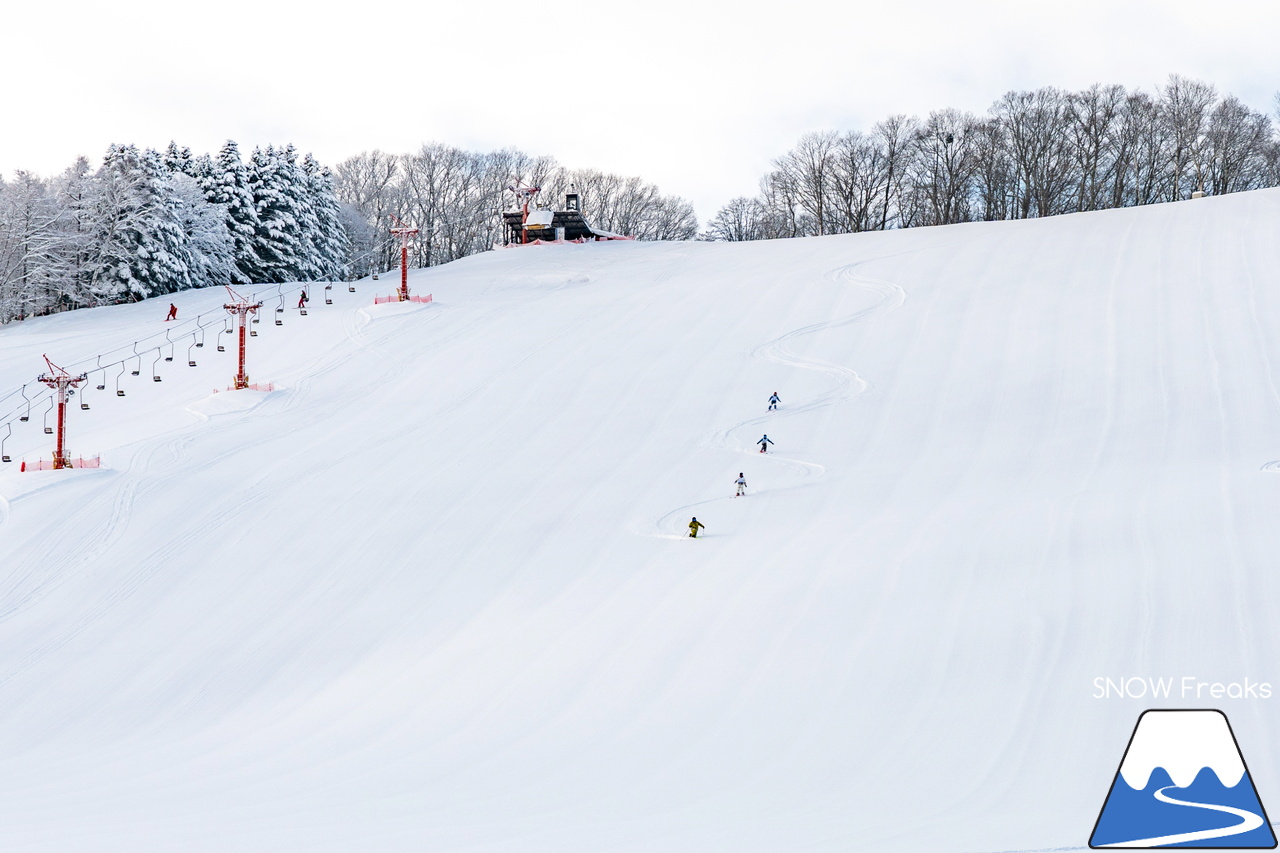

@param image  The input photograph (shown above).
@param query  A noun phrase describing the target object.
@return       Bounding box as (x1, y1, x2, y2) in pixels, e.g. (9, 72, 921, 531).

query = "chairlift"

(115, 363, 127, 396)
(1, 422, 10, 462)
(325, 285, 333, 305)
(95, 357, 106, 390)
(188, 335, 198, 367)
(196, 319, 207, 348)
(152, 349, 163, 382)
(349, 283, 356, 292)
(164, 329, 175, 361)
(130, 342, 141, 376)
(81, 384, 90, 410)
(19, 384, 30, 421)
(42, 396, 54, 434)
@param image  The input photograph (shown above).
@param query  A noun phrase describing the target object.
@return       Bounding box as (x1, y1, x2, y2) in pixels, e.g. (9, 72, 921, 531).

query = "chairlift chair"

(152, 350, 163, 381)
(19, 385, 30, 421)
(325, 285, 333, 305)
(116, 363, 126, 396)
(1, 422, 10, 462)
(95, 358, 106, 390)
(42, 396, 54, 434)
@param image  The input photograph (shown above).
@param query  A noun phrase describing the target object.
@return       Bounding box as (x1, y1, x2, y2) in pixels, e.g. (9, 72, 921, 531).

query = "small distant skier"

(297, 291, 308, 309)
(688, 517, 705, 538)
(768, 392, 780, 411)
(165, 303, 178, 321)
(735, 473, 747, 497)
(758, 434, 773, 453)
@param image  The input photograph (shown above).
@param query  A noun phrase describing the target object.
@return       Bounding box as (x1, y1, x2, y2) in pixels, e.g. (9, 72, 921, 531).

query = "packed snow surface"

(3, 190, 1280, 851)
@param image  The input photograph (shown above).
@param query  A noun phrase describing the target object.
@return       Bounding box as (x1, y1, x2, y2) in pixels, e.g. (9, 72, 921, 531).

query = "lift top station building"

(501, 184, 630, 246)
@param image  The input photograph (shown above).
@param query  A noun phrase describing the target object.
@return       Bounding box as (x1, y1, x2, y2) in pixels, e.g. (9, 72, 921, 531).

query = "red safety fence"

(373, 293, 433, 305)
(214, 382, 275, 393)
(509, 236, 634, 247)
(20, 455, 102, 472)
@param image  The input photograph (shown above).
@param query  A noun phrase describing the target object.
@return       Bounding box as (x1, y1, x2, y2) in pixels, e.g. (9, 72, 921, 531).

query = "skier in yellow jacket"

(688, 517, 705, 538)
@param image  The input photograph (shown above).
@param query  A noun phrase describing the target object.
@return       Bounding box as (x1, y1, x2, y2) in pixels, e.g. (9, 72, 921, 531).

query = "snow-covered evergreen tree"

(170, 173, 234, 288)
(163, 142, 195, 177)
(247, 145, 304, 282)
(203, 141, 263, 284)
(280, 144, 322, 281)
(50, 157, 99, 308)
(303, 153, 349, 280)
(84, 144, 193, 301)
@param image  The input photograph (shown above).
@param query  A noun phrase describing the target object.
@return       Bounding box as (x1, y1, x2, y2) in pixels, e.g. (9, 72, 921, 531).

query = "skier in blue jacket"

(758, 434, 773, 453)
(768, 392, 780, 411)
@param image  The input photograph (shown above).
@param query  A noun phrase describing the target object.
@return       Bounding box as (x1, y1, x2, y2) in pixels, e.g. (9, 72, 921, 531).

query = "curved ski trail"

(652, 261, 905, 538)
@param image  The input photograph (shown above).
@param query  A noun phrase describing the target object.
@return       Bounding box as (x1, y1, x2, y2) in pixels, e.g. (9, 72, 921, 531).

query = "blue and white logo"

(1090, 709, 1276, 848)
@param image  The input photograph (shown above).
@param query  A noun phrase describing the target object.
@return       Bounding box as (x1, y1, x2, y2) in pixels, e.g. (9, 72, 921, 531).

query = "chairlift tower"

(508, 182, 541, 245)
(223, 286, 263, 390)
(37, 355, 87, 470)
(390, 215, 420, 302)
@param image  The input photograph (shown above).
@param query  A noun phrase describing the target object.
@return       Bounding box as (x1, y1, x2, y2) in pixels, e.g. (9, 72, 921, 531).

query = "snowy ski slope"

(2, 189, 1280, 851)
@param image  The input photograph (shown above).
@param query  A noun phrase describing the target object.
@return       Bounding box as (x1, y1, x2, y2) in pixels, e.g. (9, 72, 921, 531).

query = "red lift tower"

(509, 182, 541, 245)
(37, 355, 87, 470)
(390, 215, 420, 302)
(223, 286, 263, 390)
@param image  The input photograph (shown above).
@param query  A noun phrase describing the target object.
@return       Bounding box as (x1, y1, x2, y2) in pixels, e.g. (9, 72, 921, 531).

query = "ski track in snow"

(652, 259, 906, 538)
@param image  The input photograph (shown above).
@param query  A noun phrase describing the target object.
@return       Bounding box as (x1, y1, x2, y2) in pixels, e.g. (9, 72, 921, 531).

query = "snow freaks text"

(1092, 677, 1272, 700)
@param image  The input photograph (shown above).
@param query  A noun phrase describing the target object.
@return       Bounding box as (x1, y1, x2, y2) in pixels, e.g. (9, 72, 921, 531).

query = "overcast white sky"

(2, 0, 1276, 221)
